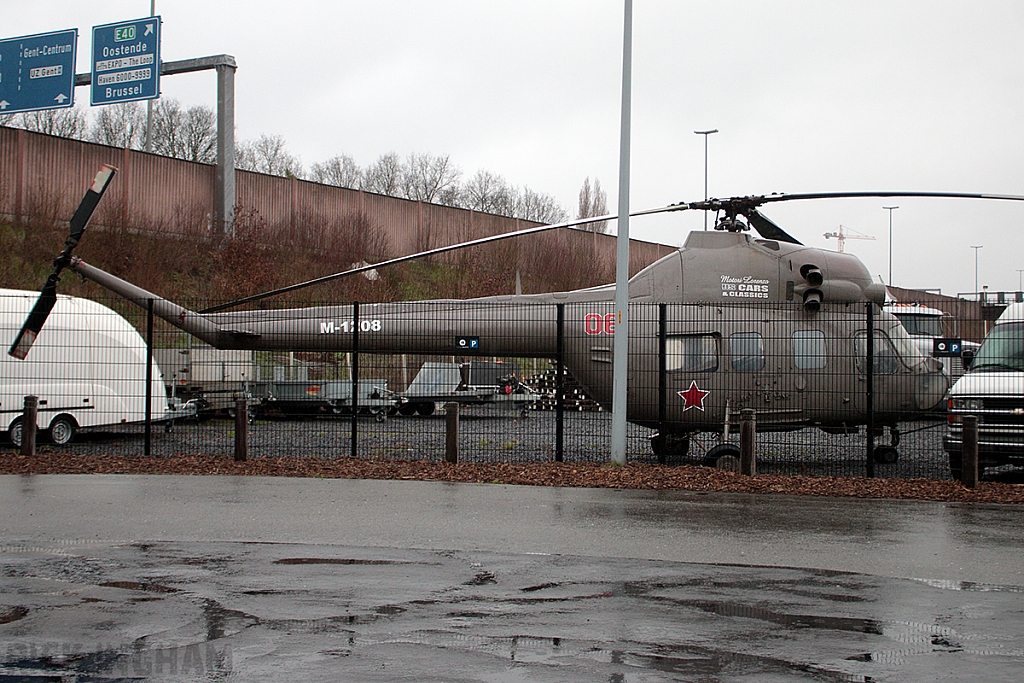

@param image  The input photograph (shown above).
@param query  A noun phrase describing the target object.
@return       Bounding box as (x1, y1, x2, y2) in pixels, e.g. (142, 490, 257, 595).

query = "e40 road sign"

(91, 16, 161, 106)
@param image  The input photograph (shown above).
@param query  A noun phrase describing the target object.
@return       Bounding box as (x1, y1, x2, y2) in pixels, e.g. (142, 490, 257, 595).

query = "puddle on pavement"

(274, 558, 412, 565)
(98, 581, 177, 593)
(0, 605, 28, 624)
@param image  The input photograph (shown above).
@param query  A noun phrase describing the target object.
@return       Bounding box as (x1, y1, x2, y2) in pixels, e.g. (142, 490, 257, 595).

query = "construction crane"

(823, 224, 875, 253)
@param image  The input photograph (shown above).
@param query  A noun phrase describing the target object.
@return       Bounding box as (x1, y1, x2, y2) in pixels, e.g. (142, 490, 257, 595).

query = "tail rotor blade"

(8, 164, 117, 359)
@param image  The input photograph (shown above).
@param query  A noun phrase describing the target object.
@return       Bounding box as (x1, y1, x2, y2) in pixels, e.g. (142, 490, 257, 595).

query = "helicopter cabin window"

(854, 330, 900, 374)
(666, 334, 719, 373)
(728, 332, 765, 372)
(792, 330, 826, 369)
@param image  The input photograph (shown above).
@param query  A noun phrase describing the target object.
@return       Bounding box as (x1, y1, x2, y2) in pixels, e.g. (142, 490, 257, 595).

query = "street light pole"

(971, 246, 983, 299)
(694, 129, 718, 230)
(883, 206, 898, 285)
(1017, 269, 1023, 292)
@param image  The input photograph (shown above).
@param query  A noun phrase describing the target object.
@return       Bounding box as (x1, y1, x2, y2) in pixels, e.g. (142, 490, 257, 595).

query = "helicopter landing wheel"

(872, 445, 899, 464)
(703, 443, 741, 471)
(650, 433, 690, 462)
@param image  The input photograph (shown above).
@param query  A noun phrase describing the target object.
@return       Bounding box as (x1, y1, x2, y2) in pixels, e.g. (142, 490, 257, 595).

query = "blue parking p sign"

(91, 16, 161, 105)
(933, 338, 962, 357)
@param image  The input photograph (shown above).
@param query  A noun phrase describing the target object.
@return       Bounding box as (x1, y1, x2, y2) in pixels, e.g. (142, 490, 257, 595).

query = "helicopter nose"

(915, 371, 949, 411)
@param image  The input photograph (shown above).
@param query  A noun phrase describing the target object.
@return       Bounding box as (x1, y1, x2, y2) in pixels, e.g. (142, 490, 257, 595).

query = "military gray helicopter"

(11, 165, 1024, 464)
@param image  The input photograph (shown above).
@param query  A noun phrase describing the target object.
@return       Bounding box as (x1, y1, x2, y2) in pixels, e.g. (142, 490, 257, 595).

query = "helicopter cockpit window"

(666, 334, 719, 373)
(729, 332, 765, 372)
(792, 330, 826, 369)
(854, 330, 900, 374)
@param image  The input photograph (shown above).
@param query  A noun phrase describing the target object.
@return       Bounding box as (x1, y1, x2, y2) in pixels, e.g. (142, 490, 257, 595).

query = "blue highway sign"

(91, 16, 161, 106)
(0, 29, 77, 114)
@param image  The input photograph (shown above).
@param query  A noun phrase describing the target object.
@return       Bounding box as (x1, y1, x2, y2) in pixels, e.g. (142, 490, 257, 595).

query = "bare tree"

(89, 102, 146, 149)
(236, 133, 303, 177)
(362, 152, 404, 195)
(177, 105, 217, 163)
(310, 154, 362, 188)
(401, 152, 461, 204)
(149, 99, 186, 158)
(577, 177, 609, 233)
(11, 106, 88, 139)
(517, 187, 568, 224)
(147, 99, 218, 163)
(460, 170, 517, 216)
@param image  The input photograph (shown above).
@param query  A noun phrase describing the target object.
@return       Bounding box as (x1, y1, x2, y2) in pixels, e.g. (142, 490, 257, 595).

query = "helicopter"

(10, 165, 1024, 465)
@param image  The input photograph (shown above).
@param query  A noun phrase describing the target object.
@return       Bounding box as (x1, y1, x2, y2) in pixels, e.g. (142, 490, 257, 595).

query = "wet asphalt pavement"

(1, 476, 1023, 682)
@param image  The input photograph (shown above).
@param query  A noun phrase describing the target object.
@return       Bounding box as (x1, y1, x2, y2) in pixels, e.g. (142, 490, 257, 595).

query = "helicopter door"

(724, 329, 788, 425)
(853, 329, 903, 418)
(664, 333, 723, 424)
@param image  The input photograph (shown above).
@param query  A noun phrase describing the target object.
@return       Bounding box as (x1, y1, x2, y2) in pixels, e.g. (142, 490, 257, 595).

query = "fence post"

(658, 303, 667, 465)
(234, 396, 248, 462)
(961, 415, 979, 488)
(20, 395, 37, 456)
(351, 301, 359, 459)
(865, 303, 875, 478)
(445, 402, 459, 464)
(144, 298, 154, 457)
(555, 304, 564, 462)
(739, 408, 756, 475)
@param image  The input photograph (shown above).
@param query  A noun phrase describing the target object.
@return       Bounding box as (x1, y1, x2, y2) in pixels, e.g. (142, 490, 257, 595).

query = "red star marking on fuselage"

(677, 380, 710, 411)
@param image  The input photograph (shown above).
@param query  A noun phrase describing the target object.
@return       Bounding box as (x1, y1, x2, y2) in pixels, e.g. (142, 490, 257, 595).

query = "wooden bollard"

(961, 415, 979, 488)
(234, 396, 249, 462)
(445, 402, 459, 464)
(20, 395, 38, 456)
(739, 408, 756, 476)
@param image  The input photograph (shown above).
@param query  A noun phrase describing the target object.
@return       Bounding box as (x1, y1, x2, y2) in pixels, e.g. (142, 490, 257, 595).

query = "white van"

(0, 288, 171, 445)
(889, 302, 977, 385)
(944, 302, 1024, 477)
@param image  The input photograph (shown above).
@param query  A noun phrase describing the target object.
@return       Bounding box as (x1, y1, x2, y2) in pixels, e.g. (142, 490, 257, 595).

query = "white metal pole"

(144, 0, 156, 153)
(695, 129, 717, 231)
(883, 206, 898, 285)
(610, 0, 632, 466)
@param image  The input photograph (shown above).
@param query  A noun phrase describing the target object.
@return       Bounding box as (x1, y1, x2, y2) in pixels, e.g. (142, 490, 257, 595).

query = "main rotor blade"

(745, 207, 802, 244)
(687, 190, 1024, 212)
(760, 190, 1024, 204)
(9, 164, 117, 359)
(200, 208, 686, 313)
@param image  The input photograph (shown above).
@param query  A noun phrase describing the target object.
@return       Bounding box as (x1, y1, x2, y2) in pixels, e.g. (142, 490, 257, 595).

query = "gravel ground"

(2, 409, 1022, 504)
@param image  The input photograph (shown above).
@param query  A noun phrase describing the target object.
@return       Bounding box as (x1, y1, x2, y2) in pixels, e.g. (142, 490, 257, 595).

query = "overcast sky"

(6, 1, 1024, 296)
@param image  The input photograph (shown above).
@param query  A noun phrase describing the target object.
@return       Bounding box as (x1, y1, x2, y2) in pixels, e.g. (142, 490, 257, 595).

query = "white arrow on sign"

(145, 24, 154, 36)
(54, 93, 68, 103)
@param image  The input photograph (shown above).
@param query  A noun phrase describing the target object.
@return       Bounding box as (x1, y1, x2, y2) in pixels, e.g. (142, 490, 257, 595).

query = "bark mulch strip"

(1, 453, 1022, 505)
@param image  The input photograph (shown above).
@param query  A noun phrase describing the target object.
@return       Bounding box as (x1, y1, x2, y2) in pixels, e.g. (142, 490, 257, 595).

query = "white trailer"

(0, 288, 171, 445)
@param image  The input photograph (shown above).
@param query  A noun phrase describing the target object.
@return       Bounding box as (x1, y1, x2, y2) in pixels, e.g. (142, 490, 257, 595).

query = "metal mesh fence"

(1, 291, 996, 481)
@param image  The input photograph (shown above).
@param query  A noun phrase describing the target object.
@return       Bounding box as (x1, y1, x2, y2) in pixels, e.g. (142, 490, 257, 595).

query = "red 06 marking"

(584, 313, 616, 335)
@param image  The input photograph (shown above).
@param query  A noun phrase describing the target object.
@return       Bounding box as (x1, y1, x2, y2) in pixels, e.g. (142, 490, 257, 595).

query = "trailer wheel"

(416, 402, 436, 416)
(48, 415, 76, 446)
(8, 419, 23, 448)
(374, 410, 387, 423)
(398, 403, 417, 416)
